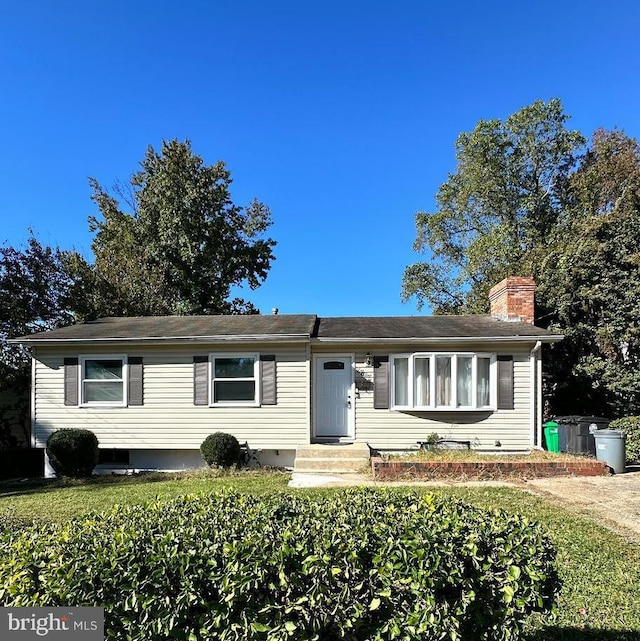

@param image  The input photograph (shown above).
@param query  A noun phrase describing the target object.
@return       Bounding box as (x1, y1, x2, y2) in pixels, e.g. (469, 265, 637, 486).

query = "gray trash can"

(593, 430, 626, 474)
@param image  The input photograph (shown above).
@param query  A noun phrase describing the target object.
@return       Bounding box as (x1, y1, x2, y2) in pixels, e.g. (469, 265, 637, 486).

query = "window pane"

(394, 357, 409, 406)
(84, 381, 123, 403)
(214, 381, 256, 402)
(414, 357, 430, 406)
(477, 357, 491, 407)
(456, 356, 473, 407)
(435, 357, 451, 406)
(324, 361, 345, 370)
(214, 357, 255, 378)
(85, 359, 122, 380)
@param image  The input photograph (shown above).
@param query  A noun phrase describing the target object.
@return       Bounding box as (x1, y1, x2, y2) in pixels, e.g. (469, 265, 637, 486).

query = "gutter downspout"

(31, 348, 54, 477)
(30, 350, 36, 449)
(530, 341, 542, 449)
(306, 340, 312, 445)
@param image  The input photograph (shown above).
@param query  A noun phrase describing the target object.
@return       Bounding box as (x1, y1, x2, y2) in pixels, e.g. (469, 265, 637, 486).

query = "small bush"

(0, 488, 559, 640)
(46, 429, 99, 478)
(200, 432, 241, 468)
(609, 416, 640, 463)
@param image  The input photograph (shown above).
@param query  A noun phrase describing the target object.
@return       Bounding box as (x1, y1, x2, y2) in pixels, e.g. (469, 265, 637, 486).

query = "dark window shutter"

(260, 355, 277, 405)
(128, 357, 143, 406)
(193, 356, 209, 406)
(497, 355, 514, 410)
(373, 356, 389, 410)
(64, 357, 79, 406)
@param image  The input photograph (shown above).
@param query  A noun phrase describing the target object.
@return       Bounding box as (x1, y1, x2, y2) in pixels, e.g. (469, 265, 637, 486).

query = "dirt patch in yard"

(525, 469, 640, 542)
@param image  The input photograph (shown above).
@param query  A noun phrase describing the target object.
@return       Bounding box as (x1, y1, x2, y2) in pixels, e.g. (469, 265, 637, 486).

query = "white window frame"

(390, 352, 496, 411)
(79, 354, 127, 407)
(209, 352, 260, 407)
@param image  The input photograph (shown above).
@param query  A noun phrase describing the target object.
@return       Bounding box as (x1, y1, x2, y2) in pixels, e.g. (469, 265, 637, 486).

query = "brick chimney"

(489, 277, 536, 324)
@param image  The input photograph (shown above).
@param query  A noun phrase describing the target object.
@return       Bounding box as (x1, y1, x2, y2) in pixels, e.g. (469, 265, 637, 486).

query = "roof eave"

(313, 335, 564, 344)
(11, 333, 564, 347)
(10, 334, 312, 347)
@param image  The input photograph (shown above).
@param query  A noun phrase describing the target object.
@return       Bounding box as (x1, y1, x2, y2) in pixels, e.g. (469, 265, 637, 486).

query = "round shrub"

(200, 432, 241, 468)
(46, 428, 99, 478)
(0, 488, 559, 640)
(609, 416, 640, 463)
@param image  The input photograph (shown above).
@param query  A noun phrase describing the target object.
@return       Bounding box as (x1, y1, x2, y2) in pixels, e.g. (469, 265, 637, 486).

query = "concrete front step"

(294, 443, 370, 474)
(294, 458, 370, 473)
(296, 443, 371, 458)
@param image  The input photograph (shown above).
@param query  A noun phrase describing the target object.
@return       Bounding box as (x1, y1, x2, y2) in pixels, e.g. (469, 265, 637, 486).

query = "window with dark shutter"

(373, 356, 389, 410)
(497, 355, 514, 410)
(128, 357, 143, 406)
(260, 355, 277, 405)
(193, 356, 209, 406)
(211, 354, 258, 405)
(64, 357, 79, 406)
(80, 356, 126, 405)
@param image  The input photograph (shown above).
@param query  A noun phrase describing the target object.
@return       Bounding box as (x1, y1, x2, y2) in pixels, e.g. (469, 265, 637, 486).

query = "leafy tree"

(76, 139, 276, 318)
(541, 129, 640, 416)
(0, 233, 75, 446)
(402, 98, 640, 417)
(402, 99, 584, 313)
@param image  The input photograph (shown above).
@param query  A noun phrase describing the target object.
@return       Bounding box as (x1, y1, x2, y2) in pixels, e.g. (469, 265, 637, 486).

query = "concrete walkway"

(288, 473, 349, 488)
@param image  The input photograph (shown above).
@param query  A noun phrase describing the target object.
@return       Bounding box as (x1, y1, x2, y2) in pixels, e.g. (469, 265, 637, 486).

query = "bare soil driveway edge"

(525, 471, 640, 542)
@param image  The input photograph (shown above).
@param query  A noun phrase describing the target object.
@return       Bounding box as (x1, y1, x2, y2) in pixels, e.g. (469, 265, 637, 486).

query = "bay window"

(391, 353, 495, 410)
(394, 357, 409, 406)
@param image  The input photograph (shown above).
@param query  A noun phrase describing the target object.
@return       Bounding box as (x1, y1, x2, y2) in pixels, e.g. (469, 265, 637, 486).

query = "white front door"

(315, 356, 353, 438)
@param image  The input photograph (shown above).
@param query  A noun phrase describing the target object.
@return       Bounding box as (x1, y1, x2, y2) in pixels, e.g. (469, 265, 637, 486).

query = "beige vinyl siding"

(33, 343, 309, 450)
(313, 343, 534, 451)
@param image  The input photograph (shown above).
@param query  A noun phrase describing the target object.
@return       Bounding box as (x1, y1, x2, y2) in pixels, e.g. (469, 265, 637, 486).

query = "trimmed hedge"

(0, 489, 559, 640)
(200, 432, 242, 468)
(609, 416, 640, 463)
(46, 428, 99, 477)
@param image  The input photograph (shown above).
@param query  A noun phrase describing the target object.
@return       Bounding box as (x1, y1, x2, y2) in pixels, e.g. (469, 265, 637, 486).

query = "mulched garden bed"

(371, 451, 608, 480)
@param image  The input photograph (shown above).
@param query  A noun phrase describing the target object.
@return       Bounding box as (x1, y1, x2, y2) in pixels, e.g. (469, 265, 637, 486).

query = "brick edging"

(371, 456, 609, 480)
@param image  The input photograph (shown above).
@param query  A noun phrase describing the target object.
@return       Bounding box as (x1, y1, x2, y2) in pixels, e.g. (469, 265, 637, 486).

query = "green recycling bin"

(543, 421, 560, 453)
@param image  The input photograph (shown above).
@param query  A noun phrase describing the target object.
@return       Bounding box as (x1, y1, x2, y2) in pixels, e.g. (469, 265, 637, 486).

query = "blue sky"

(1, 1, 639, 316)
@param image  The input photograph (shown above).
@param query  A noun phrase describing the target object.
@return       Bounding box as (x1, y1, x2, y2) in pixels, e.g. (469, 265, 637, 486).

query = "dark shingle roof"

(15, 315, 318, 343)
(13, 313, 561, 344)
(316, 316, 559, 340)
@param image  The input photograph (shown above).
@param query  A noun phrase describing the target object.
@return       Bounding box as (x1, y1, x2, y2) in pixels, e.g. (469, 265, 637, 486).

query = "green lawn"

(0, 469, 290, 523)
(1, 471, 639, 640)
